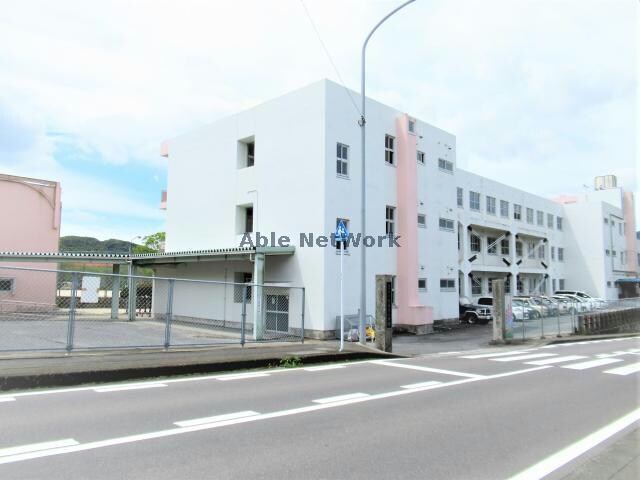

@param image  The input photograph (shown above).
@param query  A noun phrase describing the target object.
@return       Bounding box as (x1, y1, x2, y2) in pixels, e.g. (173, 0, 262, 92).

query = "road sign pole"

(340, 243, 344, 352)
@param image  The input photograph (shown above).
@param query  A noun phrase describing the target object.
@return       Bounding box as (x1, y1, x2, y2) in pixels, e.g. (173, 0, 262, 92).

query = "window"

(556, 217, 563, 230)
(336, 143, 349, 177)
(505, 276, 511, 292)
(336, 218, 349, 250)
(526, 208, 534, 224)
(516, 241, 523, 257)
(385, 135, 395, 165)
(487, 237, 498, 255)
(439, 218, 454, 231)
(438, 158, 453, 172)
(527, 242, 535, 258)
(538, 244, 545, 259)
(418, 278, 427, 291)
(606, 249, 610, 256)
(604, 218, 609, 224)
(514, 204, 522, 221)
(233, 273, 252, 303)
(246, 142, 255, 167)
(517, 277, 523, 294)
(471, 279, 482, 295)
(417, 214, 426, 228)
(470, 191, 480, 211)
(612, 250, 617, 257)
(547, 213, 554, 229)
(620, 252, 625, 265)
(440, 279, 455, 291)
(607, 281, 612, 288)
(501, 239, 509, 255)
(558, 279, 565, 290)
(619, 223, 623, 235)
(536, 210, 543, 226)
(551, 246, 555, 260)
(611, 220, 615, 228)
(0, 278, 14, 292)
(500, 200, 509, 217)
(408, 119, 416, 134)
(244, 206, 254, 233)
(457, 187, 463, 207)
(417, 151, 425, 164)
(552, 279, 556, 292)
(488, 278, 496, 294)
(238, 137, 255, 168)
(386, 206, 395, 235)
(486, 196, 496, 215)
(558, 247, 564, 261)
(470, 234, 481, 253)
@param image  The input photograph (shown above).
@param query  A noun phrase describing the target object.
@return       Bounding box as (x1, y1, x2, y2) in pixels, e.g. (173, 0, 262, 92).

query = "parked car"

(555, 290, 606, 309)
(551, 295, 577, 314)
(511, 298, 532, 322)
(459, 297, 492, 324)
(537, 296, 560, 316)
(514, 296, 543, 318)
(555, 294, 590, 312)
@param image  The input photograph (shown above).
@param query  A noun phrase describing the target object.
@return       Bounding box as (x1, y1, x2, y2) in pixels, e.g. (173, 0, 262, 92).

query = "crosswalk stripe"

(525, 355, 588, 365)
(459, 350, 534, 359)
(492, 353, 557, 362)
(562, 358, 623, 370)
(603, 362, 640, 376)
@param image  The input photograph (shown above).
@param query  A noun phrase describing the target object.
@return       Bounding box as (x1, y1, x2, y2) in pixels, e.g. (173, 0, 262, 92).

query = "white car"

(555, 290, 606, 309)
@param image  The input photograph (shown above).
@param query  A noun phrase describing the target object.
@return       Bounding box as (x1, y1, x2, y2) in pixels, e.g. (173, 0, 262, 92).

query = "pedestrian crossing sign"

(335, 220, 349, 242)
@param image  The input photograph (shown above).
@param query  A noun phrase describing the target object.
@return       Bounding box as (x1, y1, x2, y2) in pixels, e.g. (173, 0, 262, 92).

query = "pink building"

(0, 174, 61, 311)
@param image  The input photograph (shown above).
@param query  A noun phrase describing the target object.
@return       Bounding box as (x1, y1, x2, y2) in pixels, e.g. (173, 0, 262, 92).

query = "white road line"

(0, 366, 551, 466)
(0, 439, 79, 458)
(507, 407, 640, 480)
(313, 393, 370, 404)
(370, 360, 484, 378)
(174, 411, 259, 427)
(459, 350, 534, 359)
(401, 381, 442, 389)
(303, 365, 346, 371)
(94, 383, 168, 393)
(562, 358, 623, 370)
(0, 397, 16, 403)
(525, 355, 588, 365)
(604, 362, 640, 376)
(438, 351, 462, 355)
(492, 353, 557, 362)
(217, 372, 270, 381)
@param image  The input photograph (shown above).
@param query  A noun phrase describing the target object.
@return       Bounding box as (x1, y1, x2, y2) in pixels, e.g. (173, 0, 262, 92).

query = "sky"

(0, 0, 637, 241)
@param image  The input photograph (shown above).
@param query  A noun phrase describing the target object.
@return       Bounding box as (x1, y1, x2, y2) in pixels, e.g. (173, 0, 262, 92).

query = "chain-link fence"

(0, 265, 305, 352)
(511, 296, 640, 340)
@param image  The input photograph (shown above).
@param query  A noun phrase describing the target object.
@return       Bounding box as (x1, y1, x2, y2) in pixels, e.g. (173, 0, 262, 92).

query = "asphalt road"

(0, 337, 639, 479)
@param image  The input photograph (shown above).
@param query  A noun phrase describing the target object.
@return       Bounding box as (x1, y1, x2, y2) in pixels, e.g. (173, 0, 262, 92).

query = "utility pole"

(359, 0, 417, 344)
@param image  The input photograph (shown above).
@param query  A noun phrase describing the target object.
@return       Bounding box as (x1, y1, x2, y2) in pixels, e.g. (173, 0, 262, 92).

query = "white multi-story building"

(158, 79, 637, 338)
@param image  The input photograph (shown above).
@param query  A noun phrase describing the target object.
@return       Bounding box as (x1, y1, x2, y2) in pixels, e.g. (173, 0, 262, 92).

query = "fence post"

(66, 272, 79, 353)
(539, 310, 545, 339)
(127, 263, 137, 322)
(240, 285, 247, 347)
(301, 287, 306, 344)
(164, 279, 174, 349)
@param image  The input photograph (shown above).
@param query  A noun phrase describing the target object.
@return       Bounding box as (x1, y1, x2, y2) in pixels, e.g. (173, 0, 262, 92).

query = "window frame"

(417, 214, 426, 228)
(500, 200, 509, 218)
(514, 204, 522, 221)
(0, 277, 15, 293)
(469, 191, 481, 211)
(457, 187, 463, 208)
(418, 278, 427, 291)
(336, 142, 349, 178)
(384, 135, 395, 165)
(470, 234, 481, 253)
(439, 278, 456, 291)
(486, 196, 496, 215)
(385, 206, 396, 236)
(438, 158, 453, 173)
(438, 217, 454, 232)
(417, 151, 425, 164)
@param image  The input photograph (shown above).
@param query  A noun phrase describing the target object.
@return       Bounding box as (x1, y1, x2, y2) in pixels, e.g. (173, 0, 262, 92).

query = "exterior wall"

(164, 82, 327, 332)
(0, 174, 61, 310)
(162, 79, 638, 335)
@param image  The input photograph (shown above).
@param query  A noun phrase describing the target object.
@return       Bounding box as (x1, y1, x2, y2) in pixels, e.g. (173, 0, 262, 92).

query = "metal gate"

(265, 294, 289, 333)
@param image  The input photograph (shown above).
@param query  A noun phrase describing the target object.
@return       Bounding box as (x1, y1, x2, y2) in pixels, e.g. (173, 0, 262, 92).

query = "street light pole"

(359, 0, 417, 344)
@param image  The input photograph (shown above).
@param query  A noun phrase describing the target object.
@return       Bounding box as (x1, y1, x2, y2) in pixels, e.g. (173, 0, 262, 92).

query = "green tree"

(133, 232, 166, 254)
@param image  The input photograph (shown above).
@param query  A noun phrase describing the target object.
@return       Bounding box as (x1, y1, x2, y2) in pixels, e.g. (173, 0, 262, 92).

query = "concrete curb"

(0, 349, 400, 392)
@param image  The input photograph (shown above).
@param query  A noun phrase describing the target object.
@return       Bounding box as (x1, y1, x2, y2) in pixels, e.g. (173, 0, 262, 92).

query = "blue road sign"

(335, 220, 349, 241)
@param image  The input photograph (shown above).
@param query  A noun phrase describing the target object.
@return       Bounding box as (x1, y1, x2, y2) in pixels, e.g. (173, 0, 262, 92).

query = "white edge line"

(313, 393, 370, 404)
(507, 407, 640, 480)
(562, 358, 624, 370)
(370, 360, 485, 378)
(0, 397, 16, 403)
(491, 353, 557, 362)
(401, 381, 442, 389)
(0, 439, 79, 458)
(174, 410, 259, 427)
(0, 366, 551, 466)
(217, 373, 270, 381)
(303, 365, 347, 371)
(524, 355, 588, 366)
(459, 350, 535, 359)
(94, 383, 168, 393)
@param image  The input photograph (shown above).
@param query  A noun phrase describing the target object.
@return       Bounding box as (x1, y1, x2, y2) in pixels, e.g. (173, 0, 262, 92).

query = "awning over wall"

(615, 278, 640, 284)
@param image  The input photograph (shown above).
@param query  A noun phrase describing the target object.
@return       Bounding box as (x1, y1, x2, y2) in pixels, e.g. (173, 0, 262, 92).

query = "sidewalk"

(0, 341, 397, 392)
